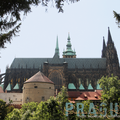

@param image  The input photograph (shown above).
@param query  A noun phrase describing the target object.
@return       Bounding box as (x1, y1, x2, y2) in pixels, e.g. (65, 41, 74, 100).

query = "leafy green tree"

(33, 97, 66, 120)
(82, 100, 91, 116)
(5, 86, 69, 120)
(0, 0, 40, 48)
(5, 108, 21, 120)
(20, 102, 38, 114)
(0, 99, 13, 120)
(113, 11, 120, 27)
(6, 102, 38, 120)
(6, 105, 14, 114)
(56, 86, 69, 111)
(46, 97, 63, 120)
(33, 86, 68, 120)
(0, 0, 79, 48)
(99, 75, 120, 104)
(32, 101, 48, 120)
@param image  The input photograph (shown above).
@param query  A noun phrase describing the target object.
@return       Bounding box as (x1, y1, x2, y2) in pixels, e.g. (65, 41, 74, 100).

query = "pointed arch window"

(49, 71, 63, 91)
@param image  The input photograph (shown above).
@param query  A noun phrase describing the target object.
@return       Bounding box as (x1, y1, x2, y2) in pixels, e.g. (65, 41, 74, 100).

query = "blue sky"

(0, 0, 120, 73)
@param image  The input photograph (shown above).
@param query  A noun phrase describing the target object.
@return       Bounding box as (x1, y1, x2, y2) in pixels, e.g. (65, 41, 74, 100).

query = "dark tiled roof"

(63, 58, 106, 69)
(49, 53, 62, 64)
(24, 71, 54, 84)
(10, 57, 106, 69)
(10, 58, 52, 69)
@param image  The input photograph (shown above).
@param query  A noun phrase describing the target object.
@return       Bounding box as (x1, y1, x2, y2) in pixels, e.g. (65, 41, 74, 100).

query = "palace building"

(3, 28, 120, 93)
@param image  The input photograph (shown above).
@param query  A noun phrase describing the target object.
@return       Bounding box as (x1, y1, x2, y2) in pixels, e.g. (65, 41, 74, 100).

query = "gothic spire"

(102, 37, 106, 58)
(107, 27, 113, 44)
(68, 33, 70, 40)
(66, 33, 72, 50)
(103, 37, 106, 50)
(55, 36, 59, 56)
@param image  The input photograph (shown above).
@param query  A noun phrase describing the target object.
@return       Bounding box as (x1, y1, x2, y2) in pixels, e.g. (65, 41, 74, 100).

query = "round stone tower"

(22, 71, 54, 104)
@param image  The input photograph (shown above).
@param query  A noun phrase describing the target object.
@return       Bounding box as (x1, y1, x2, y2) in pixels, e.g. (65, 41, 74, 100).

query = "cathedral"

(3, 28, 120, 93)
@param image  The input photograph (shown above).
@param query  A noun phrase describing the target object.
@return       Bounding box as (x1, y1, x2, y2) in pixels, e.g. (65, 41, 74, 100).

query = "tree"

(0, 99, 13, 120)
(99, 75, 120, 104)
(0, 0, 79, 49)
(34, 86, 69, 120)
(113, 11, 120, 27)
(20, 102, 38, 114)
(56, 86, 69, 111)
(5, 108, 21, 120)
(5, 86, 69, 120)
(0, 0, 39, 48)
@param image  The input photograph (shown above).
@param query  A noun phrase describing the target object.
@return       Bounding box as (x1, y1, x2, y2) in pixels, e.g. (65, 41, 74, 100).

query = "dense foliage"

(99, 75, 120, 104)
(3, 85, 120, 120)
(0, 99, 13, 119)
(5, 86, 69, 120)
(0, 0, 39, 48)
(113, 11, 120, 27)
(0, 0, 79, 48)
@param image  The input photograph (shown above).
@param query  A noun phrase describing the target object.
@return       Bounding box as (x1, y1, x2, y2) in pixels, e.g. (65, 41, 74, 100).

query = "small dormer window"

(94, 95, 98, 98)
(84, 95, 87, 98)
(34, 86, 37, 88)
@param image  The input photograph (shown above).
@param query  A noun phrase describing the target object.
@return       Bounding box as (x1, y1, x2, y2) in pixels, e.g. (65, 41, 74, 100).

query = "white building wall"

(0, 93, 23, 104)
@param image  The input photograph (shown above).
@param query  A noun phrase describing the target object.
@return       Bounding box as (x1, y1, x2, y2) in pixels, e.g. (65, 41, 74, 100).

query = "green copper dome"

(63, 33, 76, 56)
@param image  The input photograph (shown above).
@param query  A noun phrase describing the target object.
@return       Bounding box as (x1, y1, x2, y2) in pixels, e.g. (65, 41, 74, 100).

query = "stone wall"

(0, 93, 22, 104)
(22, 82, 54, 104)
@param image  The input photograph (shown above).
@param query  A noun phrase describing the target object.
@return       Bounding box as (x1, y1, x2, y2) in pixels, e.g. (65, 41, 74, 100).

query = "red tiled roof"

(95, 90, 102, 96)
(24, 71, 54, 84)
(68, 91, 81, 98)
(68, 91, 102, 101)
(75, 97, 85, 100)
(0, 86, 4, 93)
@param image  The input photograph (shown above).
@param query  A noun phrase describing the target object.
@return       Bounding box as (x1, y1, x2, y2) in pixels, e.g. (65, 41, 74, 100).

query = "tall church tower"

(105, 27, 119, 76)
(55, 36, 59, 56)
(63, 33, 76, 58)
(101, 37, 106, 58)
